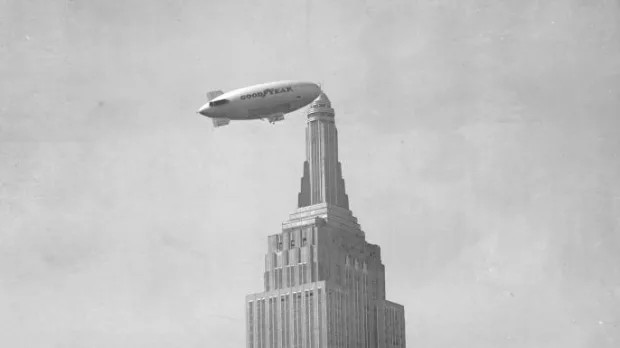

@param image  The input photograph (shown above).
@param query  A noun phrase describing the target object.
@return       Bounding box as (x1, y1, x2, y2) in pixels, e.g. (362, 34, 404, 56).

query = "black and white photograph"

(1, 1, 619, 347)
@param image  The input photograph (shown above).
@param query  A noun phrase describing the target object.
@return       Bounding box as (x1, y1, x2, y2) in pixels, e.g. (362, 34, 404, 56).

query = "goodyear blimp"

(197, 80, 322, 127)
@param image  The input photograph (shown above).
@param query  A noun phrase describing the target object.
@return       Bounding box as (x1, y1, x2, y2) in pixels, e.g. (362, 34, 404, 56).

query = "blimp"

(197, 80, 322, 127)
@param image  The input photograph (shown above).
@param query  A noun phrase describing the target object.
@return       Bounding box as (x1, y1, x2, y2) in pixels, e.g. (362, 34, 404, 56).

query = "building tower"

(246, 93, 406, 348)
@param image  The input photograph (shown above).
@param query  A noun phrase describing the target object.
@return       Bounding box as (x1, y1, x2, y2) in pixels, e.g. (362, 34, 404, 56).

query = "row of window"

(248, 289, 323, 348)
(266, 263, 313, 290)
(277, 237, 308, 249)
(275, 228, 315, 250)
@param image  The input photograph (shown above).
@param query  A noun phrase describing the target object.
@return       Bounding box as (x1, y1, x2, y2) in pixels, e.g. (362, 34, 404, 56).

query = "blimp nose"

(310, 83, 322, 98)
(197, 104, 209, 117)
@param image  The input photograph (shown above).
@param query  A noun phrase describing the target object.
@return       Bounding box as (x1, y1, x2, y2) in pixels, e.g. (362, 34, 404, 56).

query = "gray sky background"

(1, 0, 619, 347)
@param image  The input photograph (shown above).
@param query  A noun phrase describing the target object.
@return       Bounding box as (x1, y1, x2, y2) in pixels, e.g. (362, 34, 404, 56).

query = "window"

(209, 99, 229, 107)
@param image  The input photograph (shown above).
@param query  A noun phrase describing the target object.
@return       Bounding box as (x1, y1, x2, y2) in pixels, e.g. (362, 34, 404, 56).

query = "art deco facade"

(246, 94, 406, 348)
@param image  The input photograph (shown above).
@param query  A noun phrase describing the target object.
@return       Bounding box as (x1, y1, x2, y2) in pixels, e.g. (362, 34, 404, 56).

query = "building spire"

(298, 92, 349, 209)
(247, 92, 406, 348)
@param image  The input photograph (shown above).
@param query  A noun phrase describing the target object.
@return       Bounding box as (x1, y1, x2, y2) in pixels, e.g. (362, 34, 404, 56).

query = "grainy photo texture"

(1, 1, 619, 347)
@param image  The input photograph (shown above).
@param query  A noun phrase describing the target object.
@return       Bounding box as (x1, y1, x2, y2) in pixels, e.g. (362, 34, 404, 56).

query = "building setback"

(246, 93, 406, 348)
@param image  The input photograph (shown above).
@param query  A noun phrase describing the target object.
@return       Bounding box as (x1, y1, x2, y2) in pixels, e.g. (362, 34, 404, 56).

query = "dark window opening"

(209, 99, 229, 107)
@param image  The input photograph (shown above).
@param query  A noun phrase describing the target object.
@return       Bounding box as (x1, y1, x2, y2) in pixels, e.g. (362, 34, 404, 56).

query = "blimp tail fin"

(212, 118, 230, 128)
(206, 90, 224, 101)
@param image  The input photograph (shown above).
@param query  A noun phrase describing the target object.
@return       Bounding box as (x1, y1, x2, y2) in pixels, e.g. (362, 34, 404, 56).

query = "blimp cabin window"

(209, 99, 229, 107)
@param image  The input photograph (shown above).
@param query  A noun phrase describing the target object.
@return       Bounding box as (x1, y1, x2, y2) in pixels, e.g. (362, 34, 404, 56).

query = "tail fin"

(206, 90, 224, 101)
(212, 118, 230, 128)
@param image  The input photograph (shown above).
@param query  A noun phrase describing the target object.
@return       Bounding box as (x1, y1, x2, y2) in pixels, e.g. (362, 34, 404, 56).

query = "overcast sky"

(1, 0, 619, 347)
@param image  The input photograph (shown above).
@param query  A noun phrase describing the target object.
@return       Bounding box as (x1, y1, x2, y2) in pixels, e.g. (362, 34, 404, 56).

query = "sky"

(1, 0, 619, 347)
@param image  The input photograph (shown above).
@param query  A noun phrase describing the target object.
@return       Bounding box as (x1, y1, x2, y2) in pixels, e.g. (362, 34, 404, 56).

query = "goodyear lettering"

(241, 86, 293, 100)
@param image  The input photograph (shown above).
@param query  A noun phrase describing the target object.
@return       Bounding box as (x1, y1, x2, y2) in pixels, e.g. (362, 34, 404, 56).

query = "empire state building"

(246, 93, 406, 348)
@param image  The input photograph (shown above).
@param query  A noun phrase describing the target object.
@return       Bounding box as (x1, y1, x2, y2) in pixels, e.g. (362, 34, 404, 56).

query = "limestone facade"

(246, 94, 405, 348)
